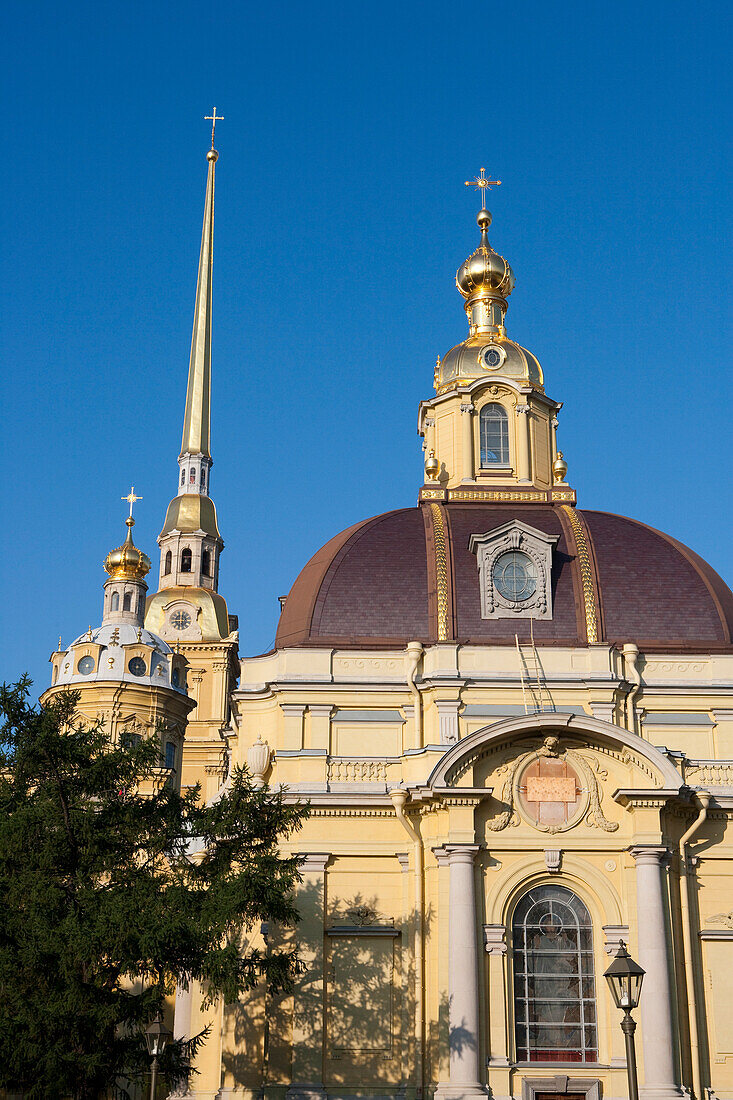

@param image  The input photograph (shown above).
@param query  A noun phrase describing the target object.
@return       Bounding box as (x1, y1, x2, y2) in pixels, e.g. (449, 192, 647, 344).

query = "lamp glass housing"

(145, 1015, 172, 1056)
(604, 943, 645, 1010)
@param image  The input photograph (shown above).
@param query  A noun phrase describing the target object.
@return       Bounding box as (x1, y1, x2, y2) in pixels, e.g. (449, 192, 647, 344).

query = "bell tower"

(145, 117, 238, 800)
(418, 171, 574, 504)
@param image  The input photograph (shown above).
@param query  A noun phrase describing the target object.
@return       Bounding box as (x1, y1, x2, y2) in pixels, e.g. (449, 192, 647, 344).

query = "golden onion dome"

(104, 518, 151, 580)
(456, 209, 515, 301)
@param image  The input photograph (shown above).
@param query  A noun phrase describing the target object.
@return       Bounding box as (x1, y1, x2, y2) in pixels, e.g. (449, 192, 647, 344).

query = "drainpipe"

(622, 643, 641, 733)
(678, 791, 711, 1100)
(406, 641, 424, 750)
(391, 787, 424, 1099)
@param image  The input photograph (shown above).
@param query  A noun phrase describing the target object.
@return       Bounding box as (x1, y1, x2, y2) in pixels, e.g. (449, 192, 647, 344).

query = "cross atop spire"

(464, 167, 501, 208)
(122, 486, 142, 519)
(204, 107, 224, 150)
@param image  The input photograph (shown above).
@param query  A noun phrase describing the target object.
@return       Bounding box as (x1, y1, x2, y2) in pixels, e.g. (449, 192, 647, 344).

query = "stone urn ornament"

(247, 735, 271, 787)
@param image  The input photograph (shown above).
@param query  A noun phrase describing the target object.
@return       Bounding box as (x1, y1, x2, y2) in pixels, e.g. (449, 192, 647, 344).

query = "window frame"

(511, 884, 599, 1065)
(479, 402, 510, 468)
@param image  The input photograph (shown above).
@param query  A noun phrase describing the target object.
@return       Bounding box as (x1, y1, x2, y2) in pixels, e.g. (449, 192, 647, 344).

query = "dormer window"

(180, 548, 192, 573)
(480, 403, 509, 466)
(469, 520, 559, 620)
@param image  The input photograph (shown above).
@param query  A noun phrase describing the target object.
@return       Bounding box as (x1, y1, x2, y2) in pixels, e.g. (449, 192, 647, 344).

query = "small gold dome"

(456, 210, 515, 301)
(104, 518, 151, 580)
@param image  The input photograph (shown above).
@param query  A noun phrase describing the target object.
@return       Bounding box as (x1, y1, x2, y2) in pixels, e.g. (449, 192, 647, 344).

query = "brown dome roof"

(275, 503, 733, 652)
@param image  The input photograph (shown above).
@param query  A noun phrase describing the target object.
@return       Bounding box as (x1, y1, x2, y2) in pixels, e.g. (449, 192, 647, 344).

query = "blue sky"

(1, 0, 731, 692)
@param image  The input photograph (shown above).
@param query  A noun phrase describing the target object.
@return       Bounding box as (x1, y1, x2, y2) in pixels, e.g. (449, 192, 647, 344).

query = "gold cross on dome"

(122, 486, 142, 519)
(465, 167, 501, 205)
(205, 107, 224, 149)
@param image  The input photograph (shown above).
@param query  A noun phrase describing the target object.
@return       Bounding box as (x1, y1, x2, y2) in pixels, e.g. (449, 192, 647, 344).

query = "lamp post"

(604, 941, 645, 1100)
(145, 1013, 172, 1100)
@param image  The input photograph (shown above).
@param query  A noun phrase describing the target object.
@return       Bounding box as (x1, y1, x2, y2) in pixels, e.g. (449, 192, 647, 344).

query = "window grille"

(512, 885, 598, 1063)
(480, 404, 509, 466)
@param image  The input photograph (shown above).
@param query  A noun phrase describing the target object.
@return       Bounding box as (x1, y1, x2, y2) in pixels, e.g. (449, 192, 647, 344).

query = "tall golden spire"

(179, 121, 220, 460)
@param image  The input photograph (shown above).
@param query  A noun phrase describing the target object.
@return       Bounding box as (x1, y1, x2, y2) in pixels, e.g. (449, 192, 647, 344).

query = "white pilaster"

(629, 846, 686, 1100)
(436, 844, 486, 1100)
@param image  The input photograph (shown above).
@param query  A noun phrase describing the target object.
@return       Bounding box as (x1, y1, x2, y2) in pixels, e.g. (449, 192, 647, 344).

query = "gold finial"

(122, 487, 142, 521)
(58, 635, 62, 652)
(465, 167, 501, 208)
(204, 107, 224, 150)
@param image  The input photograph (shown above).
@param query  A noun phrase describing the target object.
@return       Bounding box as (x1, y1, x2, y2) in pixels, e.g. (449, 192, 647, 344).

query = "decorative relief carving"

(334, 657, 402, 674)
(429, 503, 450, 642)
(560, 505, 599, 644)
(708, 912, 733, 929)
(481, 736, 619, 834)
(645, 661, 707, 675)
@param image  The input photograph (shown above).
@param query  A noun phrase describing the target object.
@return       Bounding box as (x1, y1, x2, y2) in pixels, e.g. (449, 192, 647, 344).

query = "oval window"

(78, 656, 95, 675)
(128, 657, 146, 677)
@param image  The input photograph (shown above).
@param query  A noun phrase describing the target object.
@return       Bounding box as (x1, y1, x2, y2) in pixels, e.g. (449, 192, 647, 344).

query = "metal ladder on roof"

(515, 620, 553, 714)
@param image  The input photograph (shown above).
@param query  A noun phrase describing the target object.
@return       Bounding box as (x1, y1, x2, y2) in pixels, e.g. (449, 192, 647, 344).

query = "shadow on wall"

(220, 882, 453, 1092)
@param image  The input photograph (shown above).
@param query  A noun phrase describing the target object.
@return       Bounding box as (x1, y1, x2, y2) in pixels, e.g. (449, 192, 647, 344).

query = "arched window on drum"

(479, 403, 509, 466)
(512, 885, 598, 1063)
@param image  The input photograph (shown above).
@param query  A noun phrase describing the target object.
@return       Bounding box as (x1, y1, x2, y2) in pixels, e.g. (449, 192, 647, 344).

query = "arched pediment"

(428, 711, 684, 793)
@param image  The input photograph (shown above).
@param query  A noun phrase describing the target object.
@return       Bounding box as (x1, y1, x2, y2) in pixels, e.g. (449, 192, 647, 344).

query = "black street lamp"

(604, 942, 645, 1100)
(145, 1013, 172, 1100)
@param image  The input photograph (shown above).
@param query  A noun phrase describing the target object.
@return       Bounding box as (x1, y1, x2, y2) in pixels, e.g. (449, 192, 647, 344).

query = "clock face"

(78, 656, 95, 675)
(481, 345, 503, 370)
(128, 656, 146, 677)
(171, 610, 192, 631)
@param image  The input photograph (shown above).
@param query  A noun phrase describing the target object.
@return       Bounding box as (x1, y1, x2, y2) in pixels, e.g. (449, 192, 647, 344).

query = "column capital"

(460, 402, 475, 414)
(628, 844, 672, 866)
(298, 852, 330, 873)
(445, 843, 481, 864)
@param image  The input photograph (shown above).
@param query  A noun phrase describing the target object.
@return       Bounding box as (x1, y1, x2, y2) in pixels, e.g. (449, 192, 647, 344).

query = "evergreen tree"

(0, 678, 308, 1099)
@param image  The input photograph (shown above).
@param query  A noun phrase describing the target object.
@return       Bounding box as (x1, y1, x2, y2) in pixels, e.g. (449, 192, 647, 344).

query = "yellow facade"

(43, 149, 733, 1100)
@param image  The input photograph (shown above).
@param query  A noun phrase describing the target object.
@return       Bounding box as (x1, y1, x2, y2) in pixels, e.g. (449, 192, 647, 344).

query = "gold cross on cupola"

(122, 486, 142, 519)
(205, 107, 224, 149)
(465, 167, 501, 205)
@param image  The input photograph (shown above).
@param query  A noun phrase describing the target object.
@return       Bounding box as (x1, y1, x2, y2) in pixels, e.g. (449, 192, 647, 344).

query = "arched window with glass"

(480, 403, 509, 466)
(164, 550, 172, 575)
(110, 592, 120, 612)
(201, 549, 211, 577)
(512, 885, 598, 1063)
(122, 592, 132, 612)
(180, 548, 192, 573)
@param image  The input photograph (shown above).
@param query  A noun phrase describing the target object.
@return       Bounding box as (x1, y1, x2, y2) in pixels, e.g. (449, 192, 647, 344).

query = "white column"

(629, 846, 685, 1100)
(437, 844, 486, 1100)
